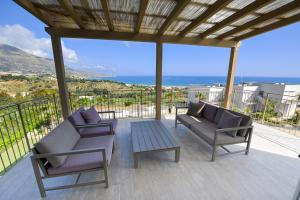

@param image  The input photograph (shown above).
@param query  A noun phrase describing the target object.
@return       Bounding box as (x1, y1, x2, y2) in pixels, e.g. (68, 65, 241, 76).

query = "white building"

(258, 83, 300, 118)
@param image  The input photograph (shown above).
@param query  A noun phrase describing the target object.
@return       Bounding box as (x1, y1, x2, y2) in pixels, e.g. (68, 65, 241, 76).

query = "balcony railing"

(0, 95, 61, 175)
(0, 89, 299, 175)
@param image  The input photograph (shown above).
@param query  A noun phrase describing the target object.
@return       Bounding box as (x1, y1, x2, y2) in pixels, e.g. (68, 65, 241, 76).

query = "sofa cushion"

(202, 103, 218, 122)
(68, 107, 86, 134)
(34, 120, 80, 168)
(228, 110, 252, 137)
(214, 107, 225, 124)
(47, 135, 114, 175)
(177, 114, 203, 128)
(186, 102, 205, 117)
(190, 122, 245, 145)
(81, 106, 101, 124)
(217, 110, 242, 137)
(80, 119, 118, 138)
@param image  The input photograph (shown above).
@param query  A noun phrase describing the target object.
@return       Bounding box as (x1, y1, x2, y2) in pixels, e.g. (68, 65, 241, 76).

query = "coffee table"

(131, 120, 180, 168)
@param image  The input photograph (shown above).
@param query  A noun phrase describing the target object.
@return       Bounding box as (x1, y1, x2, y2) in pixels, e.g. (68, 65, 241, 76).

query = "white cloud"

(94, 65, 107, 70)
(0, 24, 78, 62)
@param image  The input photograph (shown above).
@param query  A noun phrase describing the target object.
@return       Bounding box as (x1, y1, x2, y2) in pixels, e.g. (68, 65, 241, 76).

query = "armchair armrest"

(98, 111, 115, 119)
(175, 105, 189, 110)
(212, 125, 253, 147)
(215, 125, 253, 133)
(74, 122, 112, 128)
(31, 147, 106, 159)
(74, 122, 113, 134)
(175, 105, 189, 116)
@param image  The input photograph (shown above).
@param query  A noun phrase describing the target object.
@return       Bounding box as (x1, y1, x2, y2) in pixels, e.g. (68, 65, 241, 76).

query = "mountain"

(0, 44, 101, 78)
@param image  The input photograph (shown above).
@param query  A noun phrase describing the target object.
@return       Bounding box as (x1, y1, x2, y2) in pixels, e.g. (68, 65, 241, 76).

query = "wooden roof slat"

(135, 0, 149, 33)
(13, 0, 53, 27)
(58, 0, 85, 29)
(180, 0, 232, 37)
(199, 0, 275, 38)
(45, 27, 239, 48)
(14, 1, 300, 43)
(80, 0, 105, 28)
(158, 0, 191, 35)
(218, 1, 300, 40)
(101, 0, 114, 31)
(234, 13, 300, 41)
(32, 2, 236, 27)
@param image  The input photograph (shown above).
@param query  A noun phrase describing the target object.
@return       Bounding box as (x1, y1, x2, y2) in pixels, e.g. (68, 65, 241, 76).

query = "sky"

(0, 1, 300, 77)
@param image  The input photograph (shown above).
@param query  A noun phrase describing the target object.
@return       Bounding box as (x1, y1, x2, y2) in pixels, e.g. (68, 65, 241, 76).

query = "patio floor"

(0, 117, 299, 200)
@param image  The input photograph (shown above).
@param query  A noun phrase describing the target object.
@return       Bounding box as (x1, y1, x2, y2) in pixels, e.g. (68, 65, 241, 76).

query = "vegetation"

(196, 92, 207, 101)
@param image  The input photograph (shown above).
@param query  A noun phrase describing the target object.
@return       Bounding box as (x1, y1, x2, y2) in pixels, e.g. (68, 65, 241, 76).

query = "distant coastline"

(94, 76, 300, 86)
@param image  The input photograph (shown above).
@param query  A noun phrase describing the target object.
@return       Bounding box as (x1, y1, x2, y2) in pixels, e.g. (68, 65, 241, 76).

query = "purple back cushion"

(68, 107, 86, 133)
(81, 107, 101, 124)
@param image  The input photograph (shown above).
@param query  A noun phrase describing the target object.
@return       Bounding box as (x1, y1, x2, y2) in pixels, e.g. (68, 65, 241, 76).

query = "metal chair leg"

(211, 145, 217, 162)
(31, 157, 46, 197)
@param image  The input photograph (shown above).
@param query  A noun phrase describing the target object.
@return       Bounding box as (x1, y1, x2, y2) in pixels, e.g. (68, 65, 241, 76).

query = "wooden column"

(223, 46, 239, 108)
(50, 35, 71, 119)
(155, 42, 163, 120)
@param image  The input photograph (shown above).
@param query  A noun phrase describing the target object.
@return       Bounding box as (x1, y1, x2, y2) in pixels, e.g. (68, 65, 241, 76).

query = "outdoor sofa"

(31, 107, 117, 197)
(175, 101, 253, 161)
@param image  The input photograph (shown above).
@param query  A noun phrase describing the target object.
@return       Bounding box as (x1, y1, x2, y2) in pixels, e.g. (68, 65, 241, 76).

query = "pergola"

(14, 0, 300, 120)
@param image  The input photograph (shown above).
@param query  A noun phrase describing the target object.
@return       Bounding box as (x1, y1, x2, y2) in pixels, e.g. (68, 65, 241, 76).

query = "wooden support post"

(223, 46, 239, 108)
(50, 35, 71, 119)
(156, 42, 163, 120)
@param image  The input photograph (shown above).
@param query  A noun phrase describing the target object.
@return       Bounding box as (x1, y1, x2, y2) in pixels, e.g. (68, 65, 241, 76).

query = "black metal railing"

(0, 95, 61, 175)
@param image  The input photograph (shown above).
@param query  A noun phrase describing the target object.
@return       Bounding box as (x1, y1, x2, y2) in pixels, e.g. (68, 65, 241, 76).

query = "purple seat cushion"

(81, 107, 101, 124)
(68, 107, 86, 134)
(80, 119, 117, 138)
(217, 110, 242, 137)
(47, 135, 114, 175)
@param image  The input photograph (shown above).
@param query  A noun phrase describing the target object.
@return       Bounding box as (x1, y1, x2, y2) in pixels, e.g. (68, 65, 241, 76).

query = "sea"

(94, 76, 300, 86)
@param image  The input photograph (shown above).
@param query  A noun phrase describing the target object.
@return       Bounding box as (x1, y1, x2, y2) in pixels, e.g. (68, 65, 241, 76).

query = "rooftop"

(1, 118, 299, 200)
(15, 0, 300, 47)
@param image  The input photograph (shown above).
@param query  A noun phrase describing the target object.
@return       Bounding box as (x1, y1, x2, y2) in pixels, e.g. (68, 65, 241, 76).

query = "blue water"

(95, 76, 300, 86)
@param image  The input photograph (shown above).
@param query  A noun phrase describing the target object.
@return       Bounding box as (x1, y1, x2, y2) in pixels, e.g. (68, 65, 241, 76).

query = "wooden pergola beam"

(13, 0, 53, 27)
(218, 1, 300, 40)
(223, 46, 239, 108)
(180, 0, 232, 37)
(101, 0, 114, 31)
(45, 27, 239, 48)
(199, 0, 275, 38)
(158, 0, 191, 35)
(58, 0, 85, 29)
(135, 0, 149, 33)
(156, 42, 163, 120)
(235, 13, 300, 41)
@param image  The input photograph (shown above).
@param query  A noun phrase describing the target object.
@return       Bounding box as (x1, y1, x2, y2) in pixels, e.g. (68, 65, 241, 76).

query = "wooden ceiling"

(14, 0, 300, 47)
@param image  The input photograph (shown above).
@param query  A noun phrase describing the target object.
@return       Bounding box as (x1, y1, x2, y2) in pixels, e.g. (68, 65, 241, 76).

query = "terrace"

(0, 117, 299, 199)
(1, 0, 300, 199)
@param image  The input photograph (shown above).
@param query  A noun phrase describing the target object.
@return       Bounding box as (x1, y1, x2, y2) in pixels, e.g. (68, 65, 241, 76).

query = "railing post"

(52, 94, 60, 123)
(140, 90, 143, 118)
(16, 104, 31, 151)
(68, 92, 73, 112)
(107, 91, 110, 111)
(261, 93, 269, 123)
